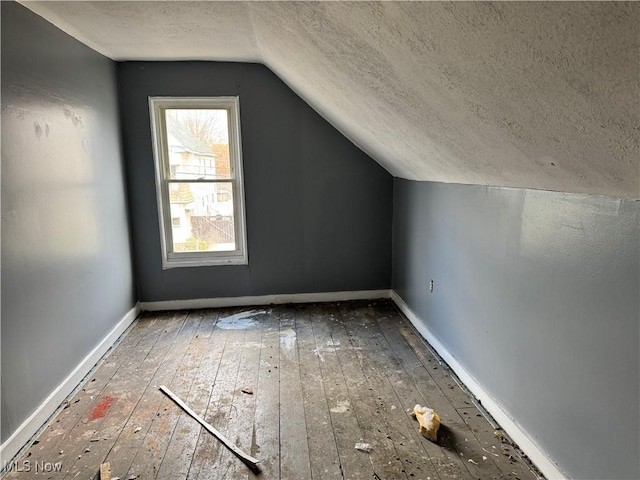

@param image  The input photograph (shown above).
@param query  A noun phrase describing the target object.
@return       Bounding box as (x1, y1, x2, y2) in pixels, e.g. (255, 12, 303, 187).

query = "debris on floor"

(133, 426, 141, 433)
(99, 462, 111, 480)
(330, 399, 350, 413)
(355, 442, 372, 452)
(410, 404, 440, 441)
(159, 385, 260, 472)
(279, 328, 297, 351)
(483, 447, 499, 457)
(468, 458, 479, 465)
(242, 387, 254, 395)
(493, 429, 545, 478)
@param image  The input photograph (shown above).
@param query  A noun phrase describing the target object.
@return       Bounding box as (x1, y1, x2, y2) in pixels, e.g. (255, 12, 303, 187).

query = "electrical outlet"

(429, 279, 434, 293)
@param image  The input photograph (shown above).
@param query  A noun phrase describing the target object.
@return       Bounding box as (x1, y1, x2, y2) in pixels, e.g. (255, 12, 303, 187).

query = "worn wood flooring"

(4, 300, 542, 480)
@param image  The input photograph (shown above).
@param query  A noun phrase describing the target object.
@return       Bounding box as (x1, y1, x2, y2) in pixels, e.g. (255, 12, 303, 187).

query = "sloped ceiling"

(20, 1, 640, 199)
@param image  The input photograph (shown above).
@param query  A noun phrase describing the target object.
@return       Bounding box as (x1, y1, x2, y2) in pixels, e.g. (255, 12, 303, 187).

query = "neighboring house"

(166, 116, 217, 181)
(166, 117, 235, 250)
(168, 182, 194, 247)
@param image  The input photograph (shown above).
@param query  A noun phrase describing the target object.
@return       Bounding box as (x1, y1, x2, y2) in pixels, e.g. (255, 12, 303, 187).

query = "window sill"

(162, 255, 248, 269)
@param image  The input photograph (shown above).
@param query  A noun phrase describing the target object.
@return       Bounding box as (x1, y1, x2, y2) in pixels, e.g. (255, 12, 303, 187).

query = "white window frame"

(149, 96, 248, 268)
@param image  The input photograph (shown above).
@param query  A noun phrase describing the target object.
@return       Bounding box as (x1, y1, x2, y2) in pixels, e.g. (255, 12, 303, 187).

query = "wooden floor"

(4, 300, 542, 480)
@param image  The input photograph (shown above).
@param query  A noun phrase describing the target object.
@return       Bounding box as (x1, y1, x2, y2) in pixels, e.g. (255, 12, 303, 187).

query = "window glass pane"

(168, 182, 236, 252)
(165, 109, 231, 180)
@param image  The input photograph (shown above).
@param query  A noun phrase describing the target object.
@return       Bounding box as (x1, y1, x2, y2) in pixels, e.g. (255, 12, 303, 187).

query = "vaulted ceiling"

(20, 1, 639, 199)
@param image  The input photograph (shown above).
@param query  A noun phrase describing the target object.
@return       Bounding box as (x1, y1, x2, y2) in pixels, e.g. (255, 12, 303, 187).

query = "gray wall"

(1, 2, 136, 442)
(118, 62, 393, 302)
(392, 179, 639, 480)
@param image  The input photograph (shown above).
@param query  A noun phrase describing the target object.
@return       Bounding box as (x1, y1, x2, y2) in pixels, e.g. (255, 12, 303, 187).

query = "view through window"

(150, 97, 247, 267)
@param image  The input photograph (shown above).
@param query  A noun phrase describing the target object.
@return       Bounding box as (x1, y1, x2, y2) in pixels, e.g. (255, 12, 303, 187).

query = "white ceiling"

(20, 1, 640, 199)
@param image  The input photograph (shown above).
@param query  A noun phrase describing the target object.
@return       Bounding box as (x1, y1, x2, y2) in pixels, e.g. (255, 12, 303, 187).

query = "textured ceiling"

(20, 1, 640, 199)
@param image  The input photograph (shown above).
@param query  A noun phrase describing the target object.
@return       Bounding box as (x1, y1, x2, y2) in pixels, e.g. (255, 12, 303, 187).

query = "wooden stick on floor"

(99, 462, 111, 480)
(159, 385, 260, 471)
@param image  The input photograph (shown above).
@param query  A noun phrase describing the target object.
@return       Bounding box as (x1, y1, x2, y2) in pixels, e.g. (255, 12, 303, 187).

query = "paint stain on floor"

(89, 396, 114, 421)
(216, 310, 267, 330)
(279, 328, 297, 351)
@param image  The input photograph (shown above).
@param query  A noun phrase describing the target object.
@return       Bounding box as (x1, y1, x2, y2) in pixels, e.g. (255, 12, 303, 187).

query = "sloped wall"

(118, 62, 393, 302)
(1, 2, 136, 443)
(19, 1, 640, 199)
(392, 179, 639, 479)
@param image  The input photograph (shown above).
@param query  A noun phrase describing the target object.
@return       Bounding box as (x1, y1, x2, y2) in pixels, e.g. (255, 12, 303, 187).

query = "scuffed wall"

(1, 2, 136, 442)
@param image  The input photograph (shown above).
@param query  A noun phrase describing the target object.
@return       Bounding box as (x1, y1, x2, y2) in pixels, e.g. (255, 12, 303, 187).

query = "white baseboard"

(0, 303, 141, 465)
(390, 291, 567, 480)
(140, 289, 391, 311)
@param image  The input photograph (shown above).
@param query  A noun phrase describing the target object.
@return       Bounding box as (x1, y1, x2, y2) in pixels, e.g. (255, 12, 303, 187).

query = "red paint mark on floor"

(89, 396, 114, 421)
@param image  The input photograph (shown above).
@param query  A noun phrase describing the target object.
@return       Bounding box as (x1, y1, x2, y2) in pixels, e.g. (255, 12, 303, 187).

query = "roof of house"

(169, 183, 195, 204)
(166, 116, 216, 157)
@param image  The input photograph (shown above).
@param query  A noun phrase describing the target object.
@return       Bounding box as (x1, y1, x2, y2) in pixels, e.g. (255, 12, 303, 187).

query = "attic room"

(1, 1, 638, 479)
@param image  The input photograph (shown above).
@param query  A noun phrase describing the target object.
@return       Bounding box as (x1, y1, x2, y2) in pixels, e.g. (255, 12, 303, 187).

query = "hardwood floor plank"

(309, 303, 375, 480)
(277, 305, 313, 480)
(206, 307, 265, 480)
(188, 307, 265, 479)
(152, 311, 230, 480)
(457, 407, 540, 479)
(328, 302, 410, 480)
(357, 303, 474, 480)
(249, 307, 281, 479)
(104, 310, 201, 480)
(376, 312, 470, 431)
(337, 301, 440, 480)
(294, 305, 343, 480)
(105, 310, 212, 480)
(64, 311, 199, 480)
(395, 318, 473, 410)
(384, 308, 512, 480)
(43, 311, 188, 480)
(164, 307, 239, 480)
(374, 303, 512, 479)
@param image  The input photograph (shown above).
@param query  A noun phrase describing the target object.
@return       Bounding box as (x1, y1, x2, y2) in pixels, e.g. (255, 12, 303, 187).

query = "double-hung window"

(149, 97, 248, 268)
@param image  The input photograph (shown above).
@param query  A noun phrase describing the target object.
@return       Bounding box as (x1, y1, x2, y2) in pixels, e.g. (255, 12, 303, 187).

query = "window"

(149, 97, 248, 268)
